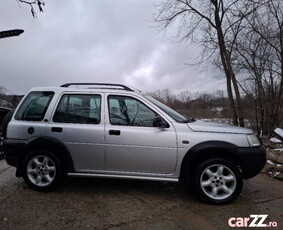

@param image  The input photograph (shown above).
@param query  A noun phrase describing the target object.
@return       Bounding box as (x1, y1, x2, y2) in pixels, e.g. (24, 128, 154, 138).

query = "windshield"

(144, 95, 188, 123)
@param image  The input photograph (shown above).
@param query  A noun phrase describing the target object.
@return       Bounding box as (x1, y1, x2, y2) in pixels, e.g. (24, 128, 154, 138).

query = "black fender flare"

(16, 136, 74, 177)
(180, 141, 239, 180)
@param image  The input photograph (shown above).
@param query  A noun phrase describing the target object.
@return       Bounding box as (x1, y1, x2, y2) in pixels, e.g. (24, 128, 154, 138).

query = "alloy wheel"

(200, 164, 237, 200)
(27, 155, 56, 187)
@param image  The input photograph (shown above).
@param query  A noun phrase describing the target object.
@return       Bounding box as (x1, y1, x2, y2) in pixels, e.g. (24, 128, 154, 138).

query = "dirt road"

(0, 160, 282, 230)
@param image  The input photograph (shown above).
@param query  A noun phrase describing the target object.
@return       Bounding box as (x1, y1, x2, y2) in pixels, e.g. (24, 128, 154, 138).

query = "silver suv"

(3, 83, 266, 204)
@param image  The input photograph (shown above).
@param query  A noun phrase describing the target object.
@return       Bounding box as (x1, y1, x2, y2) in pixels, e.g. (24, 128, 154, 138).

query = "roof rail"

(60, 83, 134, 91)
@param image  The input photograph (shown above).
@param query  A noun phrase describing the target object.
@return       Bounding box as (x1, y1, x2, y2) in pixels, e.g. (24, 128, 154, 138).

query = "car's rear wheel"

(193, 158, 243, 204)
(23, 150, 63, 192)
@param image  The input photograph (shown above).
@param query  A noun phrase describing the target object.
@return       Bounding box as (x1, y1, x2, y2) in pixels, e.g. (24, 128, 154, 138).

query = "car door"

(105, 94, 178, 174)
(45, 93, 105, 172)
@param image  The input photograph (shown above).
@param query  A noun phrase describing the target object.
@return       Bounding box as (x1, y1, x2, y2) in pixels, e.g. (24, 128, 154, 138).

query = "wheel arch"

(180, 141, 242, 181)
(16, 136, 74, 177)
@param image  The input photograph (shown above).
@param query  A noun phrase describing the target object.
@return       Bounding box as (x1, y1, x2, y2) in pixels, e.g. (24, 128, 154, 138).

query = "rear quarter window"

(15, 91, 54, 121)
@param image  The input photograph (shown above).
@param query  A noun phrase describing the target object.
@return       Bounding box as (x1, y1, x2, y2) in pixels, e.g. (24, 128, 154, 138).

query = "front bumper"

(232, 146, 266, 179)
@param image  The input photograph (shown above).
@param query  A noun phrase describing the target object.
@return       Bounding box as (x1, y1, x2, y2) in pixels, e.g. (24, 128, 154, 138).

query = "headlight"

(247, 134, 261, 147)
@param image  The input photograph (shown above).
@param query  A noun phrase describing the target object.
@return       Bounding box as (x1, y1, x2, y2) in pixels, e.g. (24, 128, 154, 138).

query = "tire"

(193, 158, 243, 205)
(1, 110, 14, 138)
(22, 150, 63, 192)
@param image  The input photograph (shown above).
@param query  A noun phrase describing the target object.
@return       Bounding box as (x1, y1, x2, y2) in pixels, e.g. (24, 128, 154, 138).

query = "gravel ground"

(0, 160, 282, 230)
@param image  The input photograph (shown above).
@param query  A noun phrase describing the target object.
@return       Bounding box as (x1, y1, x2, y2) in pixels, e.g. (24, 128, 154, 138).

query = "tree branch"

(17, 0, 44, 17)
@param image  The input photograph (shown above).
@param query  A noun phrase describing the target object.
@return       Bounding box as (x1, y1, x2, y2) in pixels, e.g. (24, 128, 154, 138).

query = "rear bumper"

(3, 138, 27, 167)
(233, 146, 266, 179)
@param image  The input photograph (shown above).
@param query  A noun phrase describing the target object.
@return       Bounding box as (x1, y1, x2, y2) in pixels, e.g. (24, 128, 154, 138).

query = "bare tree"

(251, 0, 283, 133)
(177, 90, 191, 104)
(155, 0, 266, 127)
(148, 88, 229, 120)
(234, 0, 283, 134)
(17, 0, 45, 17)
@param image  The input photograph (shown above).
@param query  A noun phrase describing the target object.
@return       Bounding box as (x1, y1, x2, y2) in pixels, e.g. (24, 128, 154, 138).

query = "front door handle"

(51, 127, 63, 133)
(109, 130, 121, 135)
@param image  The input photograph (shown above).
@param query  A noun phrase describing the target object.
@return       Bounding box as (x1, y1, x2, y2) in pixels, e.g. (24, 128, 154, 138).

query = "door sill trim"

(67, 172, 178, 182)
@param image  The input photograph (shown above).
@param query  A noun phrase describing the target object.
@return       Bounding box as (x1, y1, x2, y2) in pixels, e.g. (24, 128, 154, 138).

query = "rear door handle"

(109, 130, 121, 135)
(51, 127, 63, 133)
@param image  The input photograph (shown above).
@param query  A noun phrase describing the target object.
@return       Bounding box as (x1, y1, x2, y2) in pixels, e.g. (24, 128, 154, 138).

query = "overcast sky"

(0, 0, 226, 95)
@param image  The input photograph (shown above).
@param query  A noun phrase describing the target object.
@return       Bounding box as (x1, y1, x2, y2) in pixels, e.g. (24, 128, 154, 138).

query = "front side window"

(15, 91, 54, 121)
(108, 95, 157, 127)
(53, 94, 101, 124)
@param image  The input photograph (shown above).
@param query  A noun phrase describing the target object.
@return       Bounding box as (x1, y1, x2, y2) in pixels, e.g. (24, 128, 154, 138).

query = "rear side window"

(15, 91, 54, 121)
(53, 94, 101, 124)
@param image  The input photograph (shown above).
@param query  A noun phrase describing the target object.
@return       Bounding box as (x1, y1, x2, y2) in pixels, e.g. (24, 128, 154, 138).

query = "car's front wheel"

(23, 150, 63, 192)
(194, 158, 243, 204)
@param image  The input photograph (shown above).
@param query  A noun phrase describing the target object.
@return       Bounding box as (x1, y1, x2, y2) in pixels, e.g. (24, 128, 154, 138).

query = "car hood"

(187, 120, 253, 134)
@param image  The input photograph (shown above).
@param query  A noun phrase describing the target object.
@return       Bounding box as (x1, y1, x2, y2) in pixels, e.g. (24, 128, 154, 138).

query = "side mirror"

(183, 115, 196, 122)
(153, 116, 169, 128)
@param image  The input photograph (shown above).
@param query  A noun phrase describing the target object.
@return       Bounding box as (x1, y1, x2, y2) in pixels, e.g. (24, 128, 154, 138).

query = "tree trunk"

(213, 3, 242, 126)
